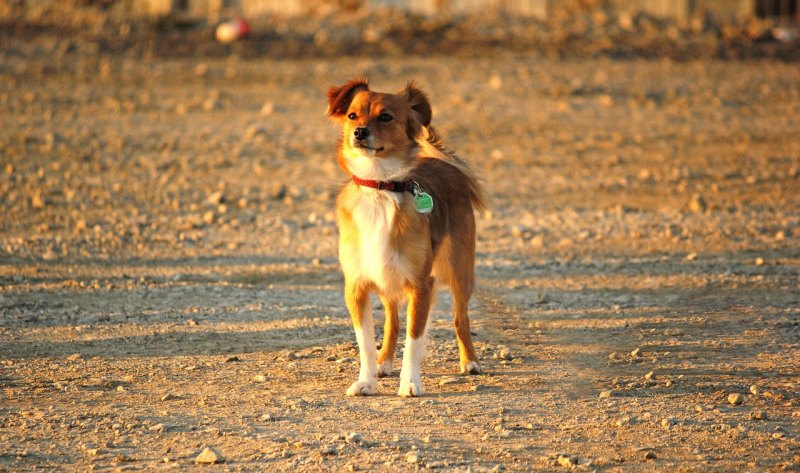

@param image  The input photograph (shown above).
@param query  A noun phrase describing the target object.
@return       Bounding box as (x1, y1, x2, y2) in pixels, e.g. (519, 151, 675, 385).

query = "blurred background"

(1, 1, 799, 471)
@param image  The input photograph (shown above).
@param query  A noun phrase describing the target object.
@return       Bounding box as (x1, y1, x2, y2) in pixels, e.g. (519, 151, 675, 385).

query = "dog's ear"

(327, 78, 369, 119)
(405, 82, 432, 138)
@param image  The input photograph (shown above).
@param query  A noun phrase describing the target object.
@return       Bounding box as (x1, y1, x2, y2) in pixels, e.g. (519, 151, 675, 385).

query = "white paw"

(377, 360, 393, 378)
(461, 361, 482, 375)
(346, 379, 377, 396)
(398, 376, 423, 397)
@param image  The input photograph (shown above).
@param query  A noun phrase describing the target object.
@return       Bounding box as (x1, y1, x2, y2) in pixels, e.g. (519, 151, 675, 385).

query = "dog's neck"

(341, 146, 415, 182)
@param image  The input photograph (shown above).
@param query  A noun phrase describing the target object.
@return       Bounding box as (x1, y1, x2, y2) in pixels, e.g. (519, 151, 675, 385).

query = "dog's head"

(327, 78, 432, 180)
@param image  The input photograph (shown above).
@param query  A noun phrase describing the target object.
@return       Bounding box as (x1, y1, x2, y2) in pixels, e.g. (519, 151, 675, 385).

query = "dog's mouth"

(352, 140, 384, 153)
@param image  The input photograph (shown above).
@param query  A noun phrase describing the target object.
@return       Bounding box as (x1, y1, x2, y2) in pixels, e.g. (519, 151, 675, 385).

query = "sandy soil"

(1, 31, 799, 472)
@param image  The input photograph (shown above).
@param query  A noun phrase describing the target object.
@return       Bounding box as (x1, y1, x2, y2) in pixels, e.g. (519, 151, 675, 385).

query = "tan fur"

(328, 79, 484, 397)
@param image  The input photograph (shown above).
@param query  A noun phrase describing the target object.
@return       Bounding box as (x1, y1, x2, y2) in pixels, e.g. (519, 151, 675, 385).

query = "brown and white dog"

(327, 78, 485, 397)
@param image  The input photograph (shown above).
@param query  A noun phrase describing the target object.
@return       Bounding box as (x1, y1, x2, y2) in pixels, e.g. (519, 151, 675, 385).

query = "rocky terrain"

(1, 10, 799, 472)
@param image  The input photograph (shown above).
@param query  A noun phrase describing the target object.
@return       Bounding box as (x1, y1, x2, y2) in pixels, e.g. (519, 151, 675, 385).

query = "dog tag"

(413, 192, 434, 214)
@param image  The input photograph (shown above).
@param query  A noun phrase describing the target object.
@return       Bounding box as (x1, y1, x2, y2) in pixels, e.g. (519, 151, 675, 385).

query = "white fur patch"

(347, 312, 378, 396)
(398, 334, 426, 397)
(348, 189, 414, 301)
(343, 147, 408, 181)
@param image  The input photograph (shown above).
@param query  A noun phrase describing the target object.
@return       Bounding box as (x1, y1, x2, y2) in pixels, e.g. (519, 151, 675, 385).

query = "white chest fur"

(345, 188, 413, 299)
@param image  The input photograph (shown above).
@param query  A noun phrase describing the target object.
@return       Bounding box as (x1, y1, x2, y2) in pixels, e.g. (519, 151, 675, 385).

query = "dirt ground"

(1, 27, 799, 472)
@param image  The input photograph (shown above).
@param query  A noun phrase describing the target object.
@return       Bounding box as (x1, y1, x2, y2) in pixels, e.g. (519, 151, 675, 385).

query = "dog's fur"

(327, 78, 484, 397)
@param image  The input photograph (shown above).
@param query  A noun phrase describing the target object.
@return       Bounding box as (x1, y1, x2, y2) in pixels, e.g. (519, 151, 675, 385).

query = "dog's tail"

(417, 126, 487, 214)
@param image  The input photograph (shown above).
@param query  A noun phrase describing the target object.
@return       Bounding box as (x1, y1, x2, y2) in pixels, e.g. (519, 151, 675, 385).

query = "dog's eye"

(347, 112, 357, 120)
(378, 113, 393, 123)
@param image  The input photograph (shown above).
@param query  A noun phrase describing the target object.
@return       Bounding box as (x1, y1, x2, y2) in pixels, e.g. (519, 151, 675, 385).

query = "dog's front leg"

(398, 277, 433, 397)
(345, 281, 378, 396)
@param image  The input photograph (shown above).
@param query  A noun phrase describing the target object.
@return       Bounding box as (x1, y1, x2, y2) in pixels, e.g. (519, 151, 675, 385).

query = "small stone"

(160, 393, 178, 402)
(66, 353, 82, 361)
(557, 455, 577, 467)
(689, 194, 707, 213)
(206, 191, 224, 205)
(755, 257, 765, 266)
(253, 374, 267, 383)
(749, 385, 759, 395)
(406, 452, 419, 463)
(498, 349, 514, 361)
(599, 390, 614, 399)
(244, 124, 268, 141)
(149, 423, 165, 432)
(31, 191, 45, 209)
(630, 348, 641, 358)
(661, 418, 677, 428)
(644, 451, 657, 460)
(260, 101, 275, 116)
(728, 393, 742, 405)
(202, 211, 215, 225)
(345, 432, 363, 444)
(488, 75, 503, 90)
(749, 410, 767, 420)
(614, 416, 634, 427)
(439, 377, 462, 386)
(644, 371, 655, 380)
(225, 356, 240, 363)
(195, 446, 223, 464)
(259, 414, 274, 422)
(686, 252, 698, 261)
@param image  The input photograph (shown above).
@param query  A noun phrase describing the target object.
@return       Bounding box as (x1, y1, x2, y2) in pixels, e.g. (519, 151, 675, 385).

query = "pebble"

(439, 377, 463, 386)
(644, 450, 657, 460)
(259, 413, 274, 422)
(253, 374, 267, 383)
(614, 416, 633, 427)
(206, 191, 224, 205)
(755, 257, 765, 266)
(630, 348, 641, 358)
(689, 193, 707, 213)
(599, 390, 614, 398)
(160, 393, 179, 401)
(749, 385, 759, 395)
(260, 101, 275, 116)
(195, 446, 223, 464)
(644, 371, 655, 380)
(686, 252, 698, 261)
(497, 349, 514, 361)
(148, 423, 165, 432)
(406, 452, 419, 463)
(727, 393, 743, 405)
(661, 417, 677, 428)
(557, 455, 577, 467)
(345, 432, 363, 444)
(749, 410, 767, 420)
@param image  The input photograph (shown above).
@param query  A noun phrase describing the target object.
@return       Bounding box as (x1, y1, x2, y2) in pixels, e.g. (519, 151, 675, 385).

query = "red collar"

(351, 175, 410, 193)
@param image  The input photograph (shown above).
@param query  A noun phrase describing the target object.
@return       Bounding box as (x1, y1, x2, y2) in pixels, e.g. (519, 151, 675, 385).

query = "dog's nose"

(353, 127, 370, 141)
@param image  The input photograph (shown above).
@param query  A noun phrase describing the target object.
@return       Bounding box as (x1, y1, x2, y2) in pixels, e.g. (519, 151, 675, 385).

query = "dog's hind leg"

(377, 296, 399, 377)
(345, 281, 378, 396)
(452, 279, 481, 375)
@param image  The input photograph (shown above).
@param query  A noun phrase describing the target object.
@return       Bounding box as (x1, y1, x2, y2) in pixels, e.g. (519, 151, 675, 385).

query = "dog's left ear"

(327, 78, 369, 119)
(405, 82, 432, 138)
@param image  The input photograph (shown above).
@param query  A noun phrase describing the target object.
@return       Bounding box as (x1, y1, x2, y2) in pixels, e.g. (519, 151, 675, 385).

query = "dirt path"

(1, 46, 799, 471)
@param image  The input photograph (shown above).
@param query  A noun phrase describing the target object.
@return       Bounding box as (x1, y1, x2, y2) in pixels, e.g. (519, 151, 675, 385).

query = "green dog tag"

(414, 192, 434, 214)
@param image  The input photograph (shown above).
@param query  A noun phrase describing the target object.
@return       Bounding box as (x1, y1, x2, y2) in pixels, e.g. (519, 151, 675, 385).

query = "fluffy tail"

(416, 126, 487, 213)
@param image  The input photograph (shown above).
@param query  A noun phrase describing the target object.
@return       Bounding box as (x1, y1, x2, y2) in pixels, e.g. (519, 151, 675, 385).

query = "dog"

(327, 78, 485, 397)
